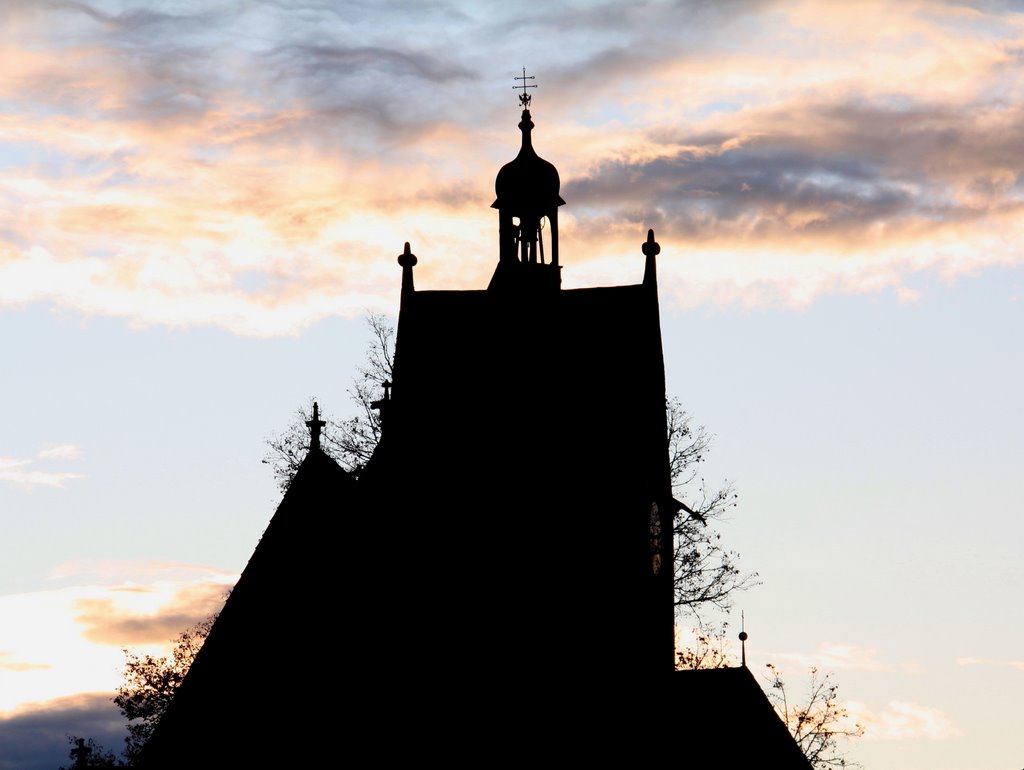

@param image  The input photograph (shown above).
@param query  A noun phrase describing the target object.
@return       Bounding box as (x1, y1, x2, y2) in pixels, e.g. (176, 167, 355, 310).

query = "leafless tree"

(263, 314, 393, 490)
(675, 621, 733, 670)
(666, 397, 759, 617)
(766, 664, 865, 769)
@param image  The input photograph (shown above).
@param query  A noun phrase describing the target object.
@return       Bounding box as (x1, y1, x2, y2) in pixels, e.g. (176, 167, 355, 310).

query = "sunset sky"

(1, 1, 1022, 767)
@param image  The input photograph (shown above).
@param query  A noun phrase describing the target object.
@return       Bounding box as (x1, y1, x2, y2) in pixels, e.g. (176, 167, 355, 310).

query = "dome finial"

(513, 66, 536, 109)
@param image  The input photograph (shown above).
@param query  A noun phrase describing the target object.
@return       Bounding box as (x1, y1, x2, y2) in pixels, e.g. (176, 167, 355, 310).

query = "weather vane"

(513, 67, 537, 108)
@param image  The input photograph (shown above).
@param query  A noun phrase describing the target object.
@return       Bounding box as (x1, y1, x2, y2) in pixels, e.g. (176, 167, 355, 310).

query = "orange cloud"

(0, 0, 1022, 334)
(73, 581, 229, 646)
(845, 700, 961, 741)
(765, 642, 896, 672)
(0, 652, 50, 673)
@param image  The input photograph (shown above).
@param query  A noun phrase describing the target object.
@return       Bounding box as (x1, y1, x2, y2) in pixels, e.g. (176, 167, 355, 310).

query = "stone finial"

(398, 242, 418, 292)
(642, 229, 660, 287)
(306, 401, 326, 451)
(642, 229, 661, 257)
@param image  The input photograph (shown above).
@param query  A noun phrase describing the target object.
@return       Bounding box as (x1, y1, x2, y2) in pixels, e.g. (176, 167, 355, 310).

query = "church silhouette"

(135, 83, 811, 767)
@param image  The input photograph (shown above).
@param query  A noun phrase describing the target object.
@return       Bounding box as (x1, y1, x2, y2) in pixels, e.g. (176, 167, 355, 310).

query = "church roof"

(672, 667, 814, 768)
(136, 447, 360, 767)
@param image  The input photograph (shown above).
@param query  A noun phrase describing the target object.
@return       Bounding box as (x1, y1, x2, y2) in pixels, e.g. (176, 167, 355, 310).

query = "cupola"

(490, 70, 565, 289)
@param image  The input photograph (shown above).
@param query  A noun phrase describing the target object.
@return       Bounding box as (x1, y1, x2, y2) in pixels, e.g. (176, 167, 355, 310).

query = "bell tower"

(489, 69, 566, 291)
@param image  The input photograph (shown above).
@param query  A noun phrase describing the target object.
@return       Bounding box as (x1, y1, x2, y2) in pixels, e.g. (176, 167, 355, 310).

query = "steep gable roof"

(137, 448, 359, 767)
(673, 666, 814, 768)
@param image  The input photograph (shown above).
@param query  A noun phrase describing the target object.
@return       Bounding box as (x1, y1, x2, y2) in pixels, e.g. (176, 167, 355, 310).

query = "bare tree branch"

(675, 621, 734, 670)
(766, 664, 865, 769)
(667, 398, 759, 619)
(263, 314, 394, 490)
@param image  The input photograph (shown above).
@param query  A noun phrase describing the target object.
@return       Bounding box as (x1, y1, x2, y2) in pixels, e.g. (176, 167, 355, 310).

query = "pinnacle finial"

(513, 67, 537, 109)
(306, 401, 326, 452)
(397, 241, 418, 268)
(642, 229, 660, 287)
(398, 241, 418, 292)
(642, 229, 661, 257)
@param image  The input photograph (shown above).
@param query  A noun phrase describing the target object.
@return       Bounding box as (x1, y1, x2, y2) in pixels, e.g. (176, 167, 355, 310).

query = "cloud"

(1, 0, 1023, 333)
(73, 580, 229, 646)
(566, 97, 1024, 248)
(845, 700, 962, 740)
(0, 454, 86, 488)
(0, 692, 125, 770)
(48, 559, 235, 582)
(36, 444, 81, 460)
(764, 642, 903, 673)
(0, 652, 50, 673)
(0, 567, 238, 714)
(955, 656, 1024, 671)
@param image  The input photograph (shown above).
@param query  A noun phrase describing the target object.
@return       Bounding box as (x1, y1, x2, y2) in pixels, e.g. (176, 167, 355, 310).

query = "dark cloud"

(494, 0, 776, 38)
(260, 42, 477, 149)
(488, 0, 779, 113)
(564, 98, 1024, 242)
(0, 693, 125, 770)
(273, 44, 473, 85)
(73, 581, 228, 646)
(0, 0, 472, 162)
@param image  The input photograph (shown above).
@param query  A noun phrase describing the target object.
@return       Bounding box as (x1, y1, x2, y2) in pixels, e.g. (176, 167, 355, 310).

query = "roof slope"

(136, 448, 360, 767)
(672, 667, 815, 768)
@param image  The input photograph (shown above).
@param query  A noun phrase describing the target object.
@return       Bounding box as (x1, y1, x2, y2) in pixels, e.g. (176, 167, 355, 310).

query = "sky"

(0, 0, 1022, 767)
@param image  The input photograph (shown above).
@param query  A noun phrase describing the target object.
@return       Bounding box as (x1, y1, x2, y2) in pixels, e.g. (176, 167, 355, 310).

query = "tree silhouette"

(665, 398, 758, 616)
(263, 313, 393, 490)
(113, 614, 217, 764)
(59, 736, 123, 769)
(766, 664, 865, 769)
(675, 621, 733, 670)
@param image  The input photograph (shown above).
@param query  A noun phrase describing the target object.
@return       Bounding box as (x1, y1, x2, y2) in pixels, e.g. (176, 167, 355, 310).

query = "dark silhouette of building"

(136, 95, 811, 767)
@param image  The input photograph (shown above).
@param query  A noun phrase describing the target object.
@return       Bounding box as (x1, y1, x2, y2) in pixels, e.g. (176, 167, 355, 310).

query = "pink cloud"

(845, 700, 961, 741)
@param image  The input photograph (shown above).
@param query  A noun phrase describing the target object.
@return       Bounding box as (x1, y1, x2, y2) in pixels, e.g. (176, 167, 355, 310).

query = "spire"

(398, 241, 418, 292)
(306, 402, 326, 452)
(739, 611, 748, 668)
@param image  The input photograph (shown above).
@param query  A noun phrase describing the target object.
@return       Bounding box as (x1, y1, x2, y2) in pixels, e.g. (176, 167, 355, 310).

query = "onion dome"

(492, 109, 566, 215)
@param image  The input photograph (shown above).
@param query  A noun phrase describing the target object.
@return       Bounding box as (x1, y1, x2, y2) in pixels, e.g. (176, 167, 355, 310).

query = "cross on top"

(71, 738, 91, 768)
(513, 67, 536, 108)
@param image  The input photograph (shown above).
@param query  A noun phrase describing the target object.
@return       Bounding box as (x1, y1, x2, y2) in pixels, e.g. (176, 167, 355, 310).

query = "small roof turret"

(490, 69, 565, 281)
